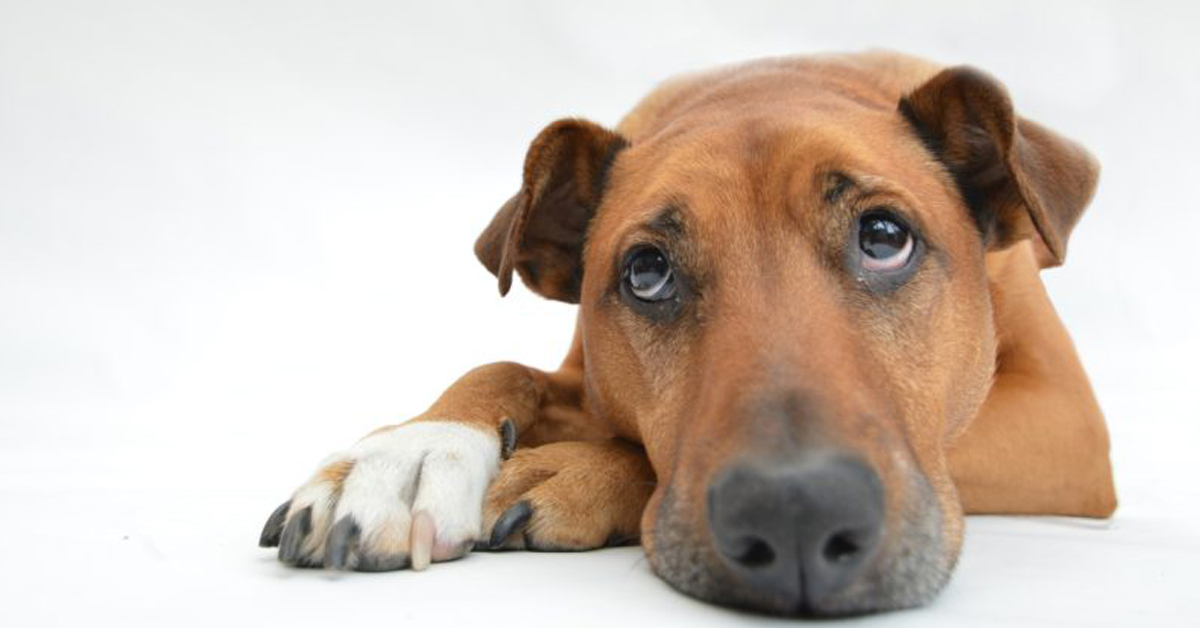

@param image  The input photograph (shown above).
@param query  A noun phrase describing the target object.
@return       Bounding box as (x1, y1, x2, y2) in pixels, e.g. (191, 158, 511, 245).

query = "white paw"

(259, 421, 501, 571)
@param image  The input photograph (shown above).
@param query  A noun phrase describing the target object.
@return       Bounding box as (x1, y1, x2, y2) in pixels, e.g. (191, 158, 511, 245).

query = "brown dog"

(258, 51, 1116, 616)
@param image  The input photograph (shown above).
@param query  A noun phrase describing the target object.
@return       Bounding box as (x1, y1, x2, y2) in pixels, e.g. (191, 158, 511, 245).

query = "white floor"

(5, 380, 1199, 626)
(3, 1, 1199, 626)
(3, 466, 1197, 627)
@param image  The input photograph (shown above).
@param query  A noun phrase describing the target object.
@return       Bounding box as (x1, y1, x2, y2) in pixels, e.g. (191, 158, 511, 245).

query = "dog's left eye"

(859, 212, 914, 272)
(624, 246, 677, 302)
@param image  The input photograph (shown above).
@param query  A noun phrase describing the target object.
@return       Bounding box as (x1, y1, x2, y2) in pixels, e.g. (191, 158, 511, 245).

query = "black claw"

(278, 506, 312, 564)
(499, 418, 518, 460)
(324, 516, 361, 570)
(356, 552, 409, 572)
(605, 532, 639, 547)
(259, 500, 292, 548)
(489, 500, 534, 549)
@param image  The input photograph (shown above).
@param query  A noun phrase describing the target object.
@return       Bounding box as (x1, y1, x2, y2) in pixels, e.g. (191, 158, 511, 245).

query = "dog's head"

(475, 56, 1097, 615)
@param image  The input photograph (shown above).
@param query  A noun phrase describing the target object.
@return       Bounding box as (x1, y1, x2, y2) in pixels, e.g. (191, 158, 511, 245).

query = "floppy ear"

(899, 67, 1099, 267)
(474, 118, 629, 302)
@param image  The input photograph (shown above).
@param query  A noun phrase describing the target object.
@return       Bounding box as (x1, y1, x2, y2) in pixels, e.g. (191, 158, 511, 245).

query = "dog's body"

(260, 52, 1116, 615)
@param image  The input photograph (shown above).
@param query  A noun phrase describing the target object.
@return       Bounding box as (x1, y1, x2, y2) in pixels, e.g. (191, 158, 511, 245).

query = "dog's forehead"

(599, 103, 957, 243)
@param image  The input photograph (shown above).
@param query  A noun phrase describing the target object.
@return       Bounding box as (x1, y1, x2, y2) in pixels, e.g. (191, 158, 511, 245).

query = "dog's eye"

(859, 212, 914, 272)
(624, 246, 677, 302)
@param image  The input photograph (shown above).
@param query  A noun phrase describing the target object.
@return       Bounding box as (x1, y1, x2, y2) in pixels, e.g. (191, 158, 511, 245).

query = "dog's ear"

(475, 118, 628, 302)
(900, 67, 1099, 267)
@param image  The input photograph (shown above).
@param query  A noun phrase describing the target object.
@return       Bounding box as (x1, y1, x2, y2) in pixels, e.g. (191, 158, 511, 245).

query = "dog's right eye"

(624, 246, 677, 303)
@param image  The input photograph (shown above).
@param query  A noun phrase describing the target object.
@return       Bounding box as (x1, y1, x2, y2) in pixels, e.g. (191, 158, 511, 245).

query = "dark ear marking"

(899, 67, 1099, 267)
(474, 119, 629, 302)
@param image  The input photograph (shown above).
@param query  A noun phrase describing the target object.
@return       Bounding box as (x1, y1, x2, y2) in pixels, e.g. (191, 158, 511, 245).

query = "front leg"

(483, 440, 655, 551)
(258, 361, 562, 571)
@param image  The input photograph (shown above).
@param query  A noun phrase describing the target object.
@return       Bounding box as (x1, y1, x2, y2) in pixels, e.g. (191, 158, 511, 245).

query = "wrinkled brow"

(822, 169, 908, 206)
(646, 203, 687, 237)
(823, 170, 856, 204)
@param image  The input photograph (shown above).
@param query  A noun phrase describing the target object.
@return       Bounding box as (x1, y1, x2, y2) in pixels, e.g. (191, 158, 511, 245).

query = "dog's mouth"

(646, 454, 958, 616)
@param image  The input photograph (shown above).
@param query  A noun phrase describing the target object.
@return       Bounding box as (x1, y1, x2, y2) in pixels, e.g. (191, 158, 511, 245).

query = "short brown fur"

(273, 51, 1115, 616)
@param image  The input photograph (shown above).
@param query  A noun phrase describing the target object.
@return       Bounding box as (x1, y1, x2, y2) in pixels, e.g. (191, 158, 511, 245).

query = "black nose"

(707, 452, 885, 608)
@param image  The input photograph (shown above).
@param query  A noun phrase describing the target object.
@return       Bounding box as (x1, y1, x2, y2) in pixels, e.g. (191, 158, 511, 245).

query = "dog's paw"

(481, 440, 654, 551)
(259, 421, 504, 571)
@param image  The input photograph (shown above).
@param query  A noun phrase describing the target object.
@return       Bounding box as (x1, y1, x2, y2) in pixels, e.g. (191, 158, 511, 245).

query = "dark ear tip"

(910, 66, 1010, 108)
(1040, 234, 1067, 267)
(942, 65, 997, 84)
(497, 255, 515, 296)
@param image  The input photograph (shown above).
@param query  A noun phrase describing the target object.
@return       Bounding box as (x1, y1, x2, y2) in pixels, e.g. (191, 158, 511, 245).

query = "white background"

(2, 1, 1198, 626)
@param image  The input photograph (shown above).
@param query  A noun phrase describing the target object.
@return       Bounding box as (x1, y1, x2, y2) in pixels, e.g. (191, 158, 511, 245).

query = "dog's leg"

(482, 439, 655, 551)
(259, 360, 588, 571)
(947, 242, 1117, 517)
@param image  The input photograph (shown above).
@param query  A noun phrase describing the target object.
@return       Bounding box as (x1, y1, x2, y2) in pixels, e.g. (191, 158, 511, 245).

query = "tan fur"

(948, 240, 1116, 515)
(417, 51, 1112, 559)
(484, 440, 653, 550)
(273, 51, 1116, 613)
(317, 459, 355, 487)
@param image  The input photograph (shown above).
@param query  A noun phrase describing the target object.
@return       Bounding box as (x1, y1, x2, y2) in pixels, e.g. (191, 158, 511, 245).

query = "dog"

(258, 51, 1117, 616)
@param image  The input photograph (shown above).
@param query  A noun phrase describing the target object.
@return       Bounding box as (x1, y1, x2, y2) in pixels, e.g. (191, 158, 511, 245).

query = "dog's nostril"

(822, 530, 862, 564)
(731, 537, 776, 568)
